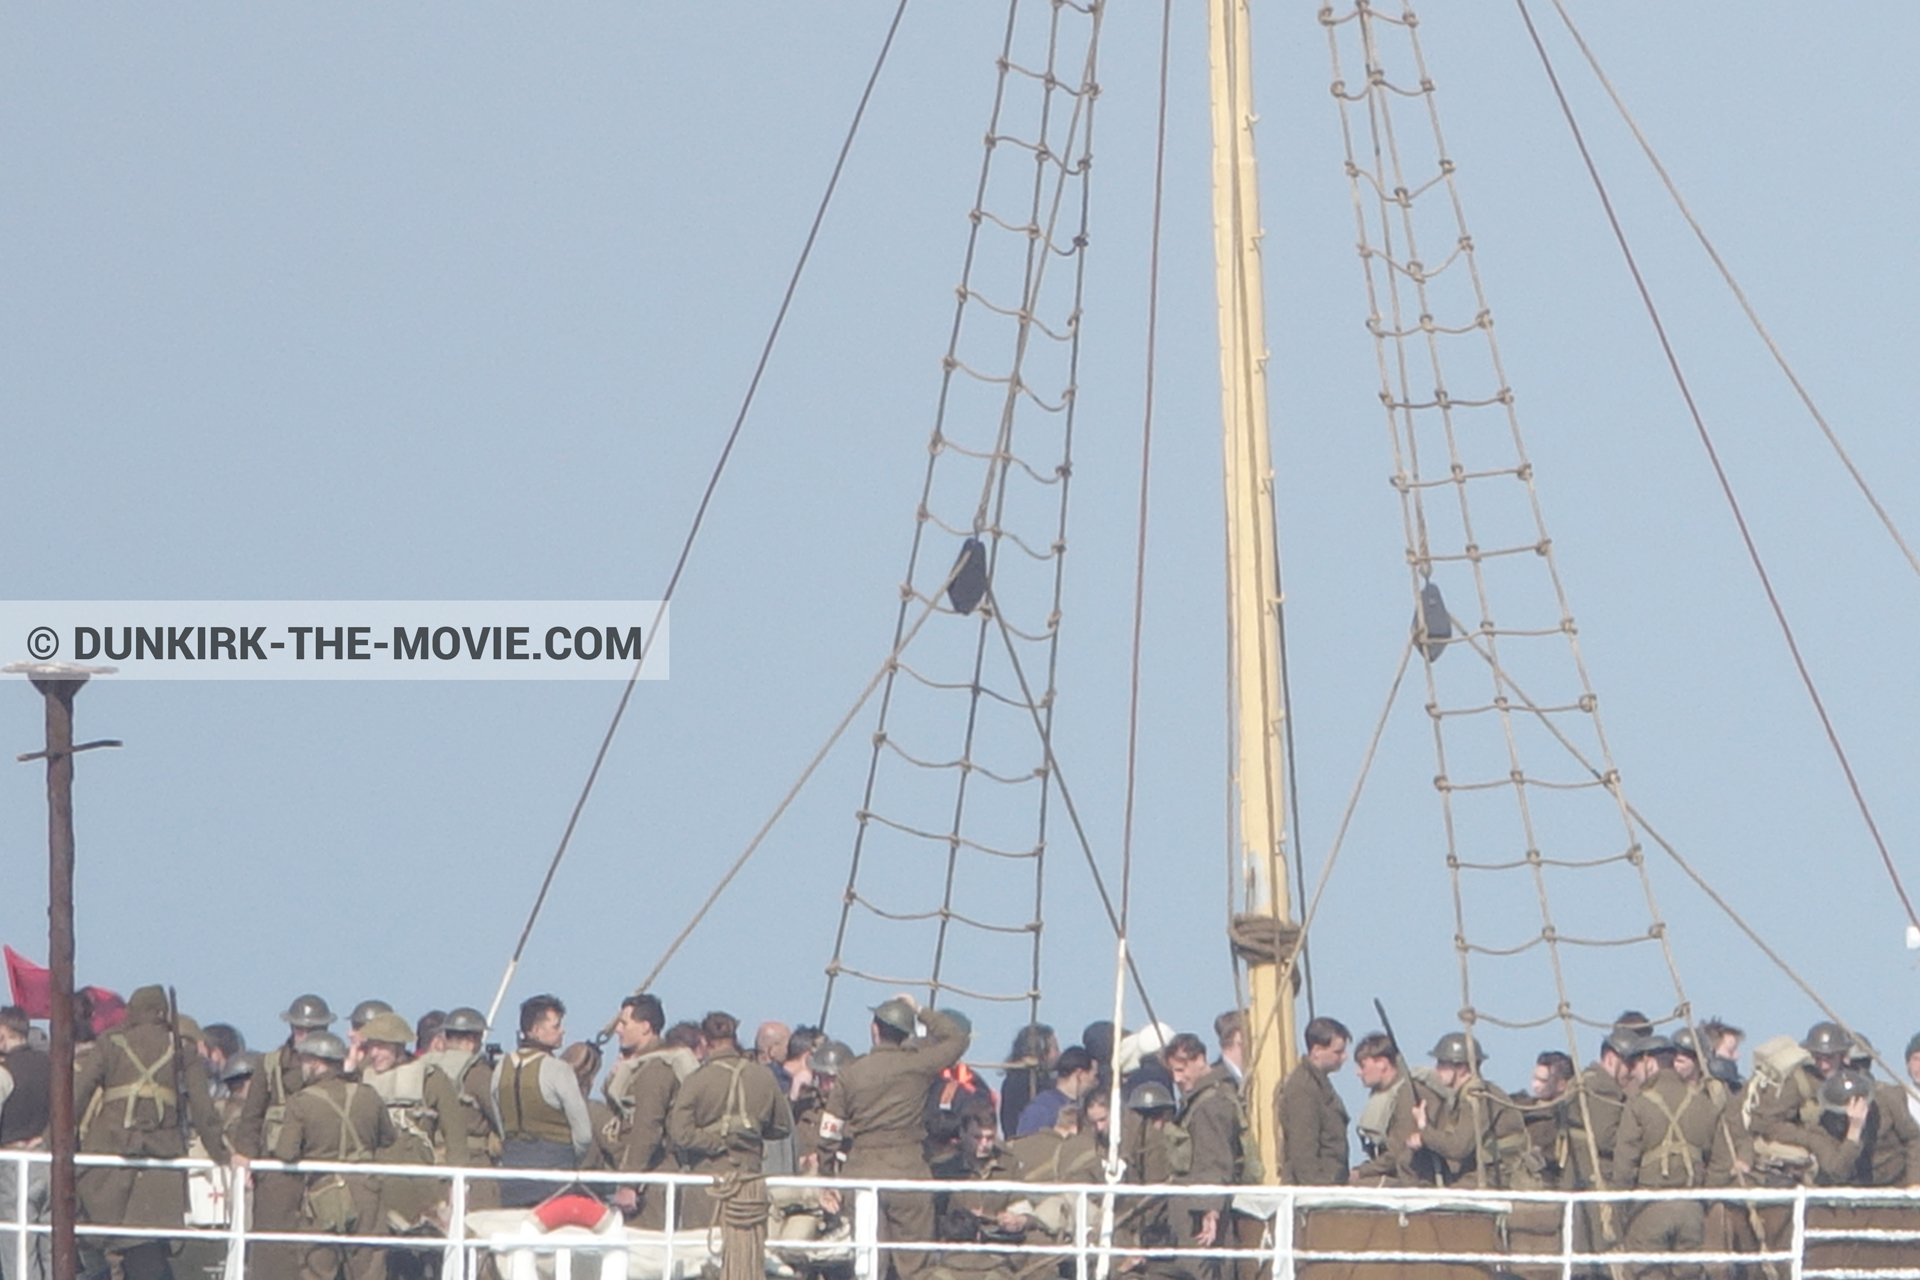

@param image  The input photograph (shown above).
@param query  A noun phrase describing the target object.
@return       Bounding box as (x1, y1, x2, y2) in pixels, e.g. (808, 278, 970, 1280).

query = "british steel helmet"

(443, 1007, 488, 1035)
(298, 1031, 349, 1063)
(280, 994, 336, 1029)
(1430, 1032, 1485, 1067)
(1819, 1069, 1874, 1113)
(221, 1052, 261, 1084)
(349, 999, 394, 1030)
(359, 1012, 413, 1047)
(808, 1040, 855, 1077)
(1126, 1082, 1175, 1113)
(1629, 1034, 1673, 1059)
(1671, 1027, 1701, 1060)
(1802, 1021, 1851, 1057)
(870, 998, 919, 1035)
(1848, 1034, 1874, 1067)
(1603, 1027, 1641, 1059)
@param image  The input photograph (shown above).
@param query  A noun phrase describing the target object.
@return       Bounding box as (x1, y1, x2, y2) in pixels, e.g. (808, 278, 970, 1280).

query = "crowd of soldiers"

(1, 989, 1918, 1280)
(1271, 1009, 1920, 1273)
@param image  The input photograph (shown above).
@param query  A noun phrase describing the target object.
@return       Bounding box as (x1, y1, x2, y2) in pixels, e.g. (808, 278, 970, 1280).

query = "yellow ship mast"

(1208, 0, 1295, 1183)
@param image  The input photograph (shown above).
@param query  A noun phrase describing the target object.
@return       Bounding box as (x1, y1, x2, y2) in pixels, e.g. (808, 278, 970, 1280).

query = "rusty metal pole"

(7, 661, 118, 1280)
(36, 673, 80, 1280)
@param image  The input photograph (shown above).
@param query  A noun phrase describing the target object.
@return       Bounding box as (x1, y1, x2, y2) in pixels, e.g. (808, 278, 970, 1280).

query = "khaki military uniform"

(1561, 1063, 1627, 1189)
(1006, 1128, 1103, 1256)
(1866, 1083, 1920, 1186)
(1275, 1059, 1347, 1186)
(362, 1058, 470, 1231)
(930, 1144, 1031, 1280)
(1748, 1065, 1863, 1184)
(1612, 1068, 1718, 1277)
(1120, 1115, 1191, 1280)
(274, 1074, 397, 1280)
(72, 994, 229, 1280)
(822, 1010, 970, 1280)
(1510, 1089, 1565, 1187)
(668, 1047, 793, 1228)
(1350, 1075, 1440, 1187)
(1422, 1074, 1529, 1190)
(417, 1050, 496, 1211)
(237, 1044, 314, 1280)
(604, 1045, 695, 1230)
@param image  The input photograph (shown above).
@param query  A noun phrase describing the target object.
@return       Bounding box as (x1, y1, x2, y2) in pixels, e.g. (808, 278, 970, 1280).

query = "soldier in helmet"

(820, 998, 971, 1280)
(1803, 1071, 1875, 1185)
(220, 1054, 259, 1139)
(415, 1007, 497, 1205)
(72, 985, 229, 1280)
(1811, 1064, 1920, 1188)
(1561, 1026, 1637, 1195)
(1746, 1020, 1852, 1179)
(768, 1039, 856, 1255)
(357, 1011, 470, 1238)
(1119, 1084, 1184, 1277)
(274, 1030, 396, 1280)
(795, 1040, 853, 1174)
(349, 1001, 393, 1041)
(1611, 1035, 1718, 1274)
(235, 993, 337, 1280)
(1413, 1033, 1530, 1189)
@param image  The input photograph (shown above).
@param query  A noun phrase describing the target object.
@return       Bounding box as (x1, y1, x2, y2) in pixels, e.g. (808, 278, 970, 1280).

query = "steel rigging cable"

(486, 0, 917, 1027)
(1512, 0, 1920, 939)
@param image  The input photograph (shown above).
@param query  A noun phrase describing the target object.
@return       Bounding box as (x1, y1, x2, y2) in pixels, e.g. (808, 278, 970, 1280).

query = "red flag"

(4, 946, 51, 1018)
(84, 987, 126, 1035)
(4, 946, 125, 1032)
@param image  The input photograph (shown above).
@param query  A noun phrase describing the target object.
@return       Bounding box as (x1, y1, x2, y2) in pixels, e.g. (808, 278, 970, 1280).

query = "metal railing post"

(852, 1186, 880, 1280)
(1789, 1187, 1806, 1280)
(12, 1151, 29, 1280)
(227, 1162, 248, 1280)
(1560, 1191, 1574, 1280)
(661, 1180, 676, 1280)
(1273, 1189, 1295, 1280)
(443, 1168, 468, 1280)
(1071, 1189, 1088, 1280)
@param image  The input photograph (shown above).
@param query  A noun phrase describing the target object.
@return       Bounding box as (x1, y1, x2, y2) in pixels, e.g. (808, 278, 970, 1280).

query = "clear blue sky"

(2, 1, 1916, 1124)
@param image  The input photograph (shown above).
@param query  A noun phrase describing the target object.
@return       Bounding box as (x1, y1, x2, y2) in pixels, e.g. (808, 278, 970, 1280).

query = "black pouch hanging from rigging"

(1415, 579, 1452, 662)
(947, 537, 989, 615)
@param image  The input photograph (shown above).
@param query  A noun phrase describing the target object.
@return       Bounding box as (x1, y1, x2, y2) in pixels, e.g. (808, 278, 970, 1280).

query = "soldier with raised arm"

(820, 999, 970, 1280)
(1412, 1033, 1531, 1189)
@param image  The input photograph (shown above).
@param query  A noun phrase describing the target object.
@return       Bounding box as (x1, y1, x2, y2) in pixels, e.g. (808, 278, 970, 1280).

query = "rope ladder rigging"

(821, 0, 1106, 1029)
(1322, 0, 1695, 1083)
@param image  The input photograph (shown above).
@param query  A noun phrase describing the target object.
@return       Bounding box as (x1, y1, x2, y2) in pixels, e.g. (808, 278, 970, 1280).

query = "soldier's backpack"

(1743, 1036, 1816, 1178)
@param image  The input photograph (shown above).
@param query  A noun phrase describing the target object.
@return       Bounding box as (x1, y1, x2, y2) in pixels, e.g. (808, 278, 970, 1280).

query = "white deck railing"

(1, 1152, 1917, 1280)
